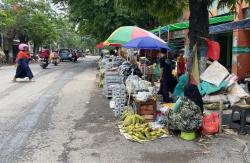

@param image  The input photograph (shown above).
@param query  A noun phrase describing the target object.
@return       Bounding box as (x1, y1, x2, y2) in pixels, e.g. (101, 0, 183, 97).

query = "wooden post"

(159, 26, 161, 38)
(219, 101, 223, 133)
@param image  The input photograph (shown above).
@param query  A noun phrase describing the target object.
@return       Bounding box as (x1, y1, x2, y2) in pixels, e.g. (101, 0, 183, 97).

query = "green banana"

(131, 135, 143, 143)
(144, 128, 151, 139)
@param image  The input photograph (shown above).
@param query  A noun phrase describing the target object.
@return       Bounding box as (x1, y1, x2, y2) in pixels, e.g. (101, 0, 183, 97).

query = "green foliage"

(217, 0, 250, 11)
(115, 0, 188, 24)
(0, 5, 16, 32)
(0, 0, 83, 51)
(115, 0, 250, 25)
(28, 12, 57, 45)
(53, 0, 160, 43)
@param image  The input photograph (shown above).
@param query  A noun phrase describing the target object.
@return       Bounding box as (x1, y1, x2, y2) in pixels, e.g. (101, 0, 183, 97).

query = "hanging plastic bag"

(206, 39, 220, 61)
(201, 112, 219, 135)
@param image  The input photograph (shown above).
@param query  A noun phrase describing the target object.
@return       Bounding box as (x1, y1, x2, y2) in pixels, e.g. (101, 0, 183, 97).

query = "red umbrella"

(96, 42, 104, 49)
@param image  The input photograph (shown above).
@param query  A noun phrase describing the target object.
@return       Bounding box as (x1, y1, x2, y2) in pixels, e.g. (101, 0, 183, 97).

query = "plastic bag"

(201, 112, 219, 135)
(206, 39, 220, 61)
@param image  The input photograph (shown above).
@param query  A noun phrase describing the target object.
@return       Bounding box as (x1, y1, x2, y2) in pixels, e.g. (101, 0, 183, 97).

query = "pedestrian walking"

(13, 43, 33, 82)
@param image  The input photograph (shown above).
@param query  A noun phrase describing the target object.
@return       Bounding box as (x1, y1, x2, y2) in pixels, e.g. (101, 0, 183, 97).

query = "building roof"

(151, 14, 234, 34)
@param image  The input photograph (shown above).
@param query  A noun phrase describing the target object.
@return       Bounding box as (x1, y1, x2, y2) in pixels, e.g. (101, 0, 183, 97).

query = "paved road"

(0, 56, 249, 163)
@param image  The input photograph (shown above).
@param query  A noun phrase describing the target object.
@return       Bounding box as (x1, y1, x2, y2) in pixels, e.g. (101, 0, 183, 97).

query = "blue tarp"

(198, 81, 229, 96)
(209, 19, 250, 34)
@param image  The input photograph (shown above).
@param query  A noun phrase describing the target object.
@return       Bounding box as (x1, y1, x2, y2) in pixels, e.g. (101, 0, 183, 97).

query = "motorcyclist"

(39, 47, 50, 64)
(72, 50, 78, 62)
(50, 50, 60, 65)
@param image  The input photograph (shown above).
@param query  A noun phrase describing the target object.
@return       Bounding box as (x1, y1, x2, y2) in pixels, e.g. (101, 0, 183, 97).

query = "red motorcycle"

(39, 49, 50, 69)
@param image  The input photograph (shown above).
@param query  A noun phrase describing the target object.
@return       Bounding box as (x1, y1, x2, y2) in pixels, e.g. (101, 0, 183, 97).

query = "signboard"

(173, 30, 185, 39)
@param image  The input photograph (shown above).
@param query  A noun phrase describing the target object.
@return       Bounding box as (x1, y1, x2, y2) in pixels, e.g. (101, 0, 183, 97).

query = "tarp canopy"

(209, 18, 250, 34)
(151, 14, 234, 34)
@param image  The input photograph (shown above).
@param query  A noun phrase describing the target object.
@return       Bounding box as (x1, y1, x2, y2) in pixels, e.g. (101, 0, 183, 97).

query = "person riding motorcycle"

(39, 48, 50, 64)
(39, 48, 50, 69)
(50, 50, 60, 66)
(72, 50, 78, 62)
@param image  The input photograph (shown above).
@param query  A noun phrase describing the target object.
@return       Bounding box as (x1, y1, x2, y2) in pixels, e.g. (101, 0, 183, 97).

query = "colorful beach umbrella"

(123, 36, 170, 50)
(106, 26, 166, 45)
(96, 42, 104, 49)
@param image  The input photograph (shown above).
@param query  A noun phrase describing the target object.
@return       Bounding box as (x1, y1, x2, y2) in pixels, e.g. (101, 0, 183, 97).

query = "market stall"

(97, 25, 250, 144)
(97, 30, 175, 143)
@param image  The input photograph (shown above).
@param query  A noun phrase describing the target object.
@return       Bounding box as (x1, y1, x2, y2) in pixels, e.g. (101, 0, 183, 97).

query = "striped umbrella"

(105, 26, 165, 46)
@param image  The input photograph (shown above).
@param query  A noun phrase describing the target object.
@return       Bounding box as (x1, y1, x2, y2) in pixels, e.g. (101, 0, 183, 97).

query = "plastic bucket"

(180, 131, 196, 141)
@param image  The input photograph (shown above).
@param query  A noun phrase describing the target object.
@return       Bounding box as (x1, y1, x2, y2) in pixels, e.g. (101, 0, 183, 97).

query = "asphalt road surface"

(0, 56, 249, 163)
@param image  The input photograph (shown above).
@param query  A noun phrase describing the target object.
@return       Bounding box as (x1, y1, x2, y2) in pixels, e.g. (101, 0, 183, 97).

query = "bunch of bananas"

(121, 109, 145, 127)
(120, 108, 167, 143)
(150, 94, 158, 101)
(161, 103, 174, 109)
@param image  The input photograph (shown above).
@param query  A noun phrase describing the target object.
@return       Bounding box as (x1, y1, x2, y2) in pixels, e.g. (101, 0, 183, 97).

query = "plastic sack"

(201, 112, 219, 135)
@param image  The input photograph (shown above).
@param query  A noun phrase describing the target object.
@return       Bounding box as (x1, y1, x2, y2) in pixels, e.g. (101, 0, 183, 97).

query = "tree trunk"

(18, 34, 29, 43)
(33, 42, 39, 55)
(3, 29, 16, 63)
(187, 0, 209, 74)
(3, 36, 14, 63)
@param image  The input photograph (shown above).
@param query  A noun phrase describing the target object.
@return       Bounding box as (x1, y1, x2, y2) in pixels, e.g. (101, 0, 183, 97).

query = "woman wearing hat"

(13, 43, 33, 82)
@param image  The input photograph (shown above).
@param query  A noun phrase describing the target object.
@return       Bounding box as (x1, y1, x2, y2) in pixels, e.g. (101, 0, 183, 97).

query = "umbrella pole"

(127, 50, 129, 61)
(144, 51, 146, 80)
(167, 29, 170, 58)
(159, 26, 161, 38)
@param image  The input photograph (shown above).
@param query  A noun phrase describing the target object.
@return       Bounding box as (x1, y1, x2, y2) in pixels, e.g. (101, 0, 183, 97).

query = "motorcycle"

(39, 57, 49, 69)
(51, 58, 58, 66)
(51, 56, 60, 66)
(71, 53, 78, 63)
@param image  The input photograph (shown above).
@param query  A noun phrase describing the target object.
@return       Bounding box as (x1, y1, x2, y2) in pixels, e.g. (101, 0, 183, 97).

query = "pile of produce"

(120, 108, 167, 143)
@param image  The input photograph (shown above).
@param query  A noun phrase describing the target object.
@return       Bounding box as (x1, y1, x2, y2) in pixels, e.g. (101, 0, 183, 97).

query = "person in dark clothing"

(72, 50, 78, 62)
(183, 84, 204, 113)
(159, 49, 177, 102)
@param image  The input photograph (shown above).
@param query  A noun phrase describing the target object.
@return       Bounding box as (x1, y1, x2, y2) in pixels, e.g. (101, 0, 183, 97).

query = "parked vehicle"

(77, 49, 85, 57)
(59, 49, 71, 61)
